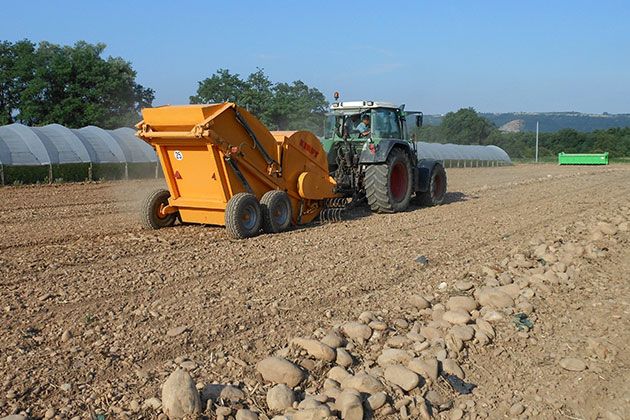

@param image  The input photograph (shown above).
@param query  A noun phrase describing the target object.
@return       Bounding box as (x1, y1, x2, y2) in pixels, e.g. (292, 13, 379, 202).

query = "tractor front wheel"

(365, 148, 413, 213)
(141, 188, 177, 229)
(413, 163, 447, 206)
(225, 193, 262, 239)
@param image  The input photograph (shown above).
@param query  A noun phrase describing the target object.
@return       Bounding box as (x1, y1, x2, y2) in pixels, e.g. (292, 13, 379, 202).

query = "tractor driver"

(356, 114, 370, 137)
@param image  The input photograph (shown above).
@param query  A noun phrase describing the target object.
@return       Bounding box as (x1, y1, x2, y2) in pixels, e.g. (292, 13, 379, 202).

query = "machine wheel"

(260, 190, 292, 233)
(141, 188, 177, 229)
(225, 193, 262, 239)
(365, 148, 413, 213)
(413, 163, 447, 206)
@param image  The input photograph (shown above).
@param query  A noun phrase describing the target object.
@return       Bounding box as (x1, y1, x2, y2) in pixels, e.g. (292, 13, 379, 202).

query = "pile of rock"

(146, 209, 627, 419)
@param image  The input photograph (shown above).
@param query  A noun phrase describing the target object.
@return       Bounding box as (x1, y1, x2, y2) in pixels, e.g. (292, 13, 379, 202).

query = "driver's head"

(362, 115, 370, 125)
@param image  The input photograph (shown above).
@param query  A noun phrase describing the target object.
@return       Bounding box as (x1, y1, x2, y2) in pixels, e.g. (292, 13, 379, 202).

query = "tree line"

(0, 40, 327, 132)
(416, 108, 630, 159)
(1, 39, 629, 157)
(0, 40, 154, 128)
(189, 68, 327, 134)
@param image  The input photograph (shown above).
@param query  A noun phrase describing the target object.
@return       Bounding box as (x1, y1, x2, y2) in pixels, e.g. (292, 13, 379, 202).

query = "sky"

(1, 0, 629, 114)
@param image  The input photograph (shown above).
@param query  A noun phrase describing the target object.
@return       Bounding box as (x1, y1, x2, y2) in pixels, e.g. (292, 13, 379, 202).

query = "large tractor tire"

(365, 148, 413, 213)
(413, 163, 447, 206)
(225, 193, 262, 239)
(260, 190, 292, 234)
(141, 188, 177, 229)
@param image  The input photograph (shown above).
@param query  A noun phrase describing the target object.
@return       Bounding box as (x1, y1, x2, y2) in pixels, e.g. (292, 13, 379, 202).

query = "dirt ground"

(1, 164, 629, 419)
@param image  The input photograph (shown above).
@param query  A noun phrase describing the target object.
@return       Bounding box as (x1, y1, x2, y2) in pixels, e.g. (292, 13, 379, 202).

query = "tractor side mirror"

(416, 114, 423, 127)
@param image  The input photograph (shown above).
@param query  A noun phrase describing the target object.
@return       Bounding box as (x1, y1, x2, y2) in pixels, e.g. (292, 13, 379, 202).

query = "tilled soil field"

(1, 165, 629, 420)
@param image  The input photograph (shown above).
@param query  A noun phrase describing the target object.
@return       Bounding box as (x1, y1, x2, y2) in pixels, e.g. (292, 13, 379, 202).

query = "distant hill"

(424, 112, 630, 132)
(498, 119, 525, 133)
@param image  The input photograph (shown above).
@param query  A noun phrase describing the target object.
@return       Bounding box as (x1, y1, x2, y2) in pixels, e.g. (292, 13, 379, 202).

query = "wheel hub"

(390, 162, 408, 202)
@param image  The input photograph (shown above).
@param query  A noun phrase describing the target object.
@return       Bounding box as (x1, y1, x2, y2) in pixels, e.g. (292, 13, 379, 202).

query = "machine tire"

(141, 188, 177, 229)
(413, 163, 447, 206)
(260, 190, 292, 234)
(225, 193, 262, 239)
(365, 148, 413, 213)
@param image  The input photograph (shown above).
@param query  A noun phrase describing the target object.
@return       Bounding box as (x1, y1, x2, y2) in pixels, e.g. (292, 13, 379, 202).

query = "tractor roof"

(330, 101, 399, 111)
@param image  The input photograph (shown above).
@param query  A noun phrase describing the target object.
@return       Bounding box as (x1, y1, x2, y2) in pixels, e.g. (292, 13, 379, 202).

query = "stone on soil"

(510, 403, 525, 416)
(559, 357, 587, 372)
(337, 390, 364, 420)
(408, 357, 439, 381)
(475, 318, 495, 338)
(291, 406, 332, 420)
(450, 325, 475, 341)
(476, 287, 515, 308)
(446, 296, 478, 312)
(328, 366, 351, 383)
(443, 309, 472, 325)
(236, 409, 258, 420)
(256, 357, 305, 387)
(367, 391, 387, 410)
(292, 337, 336, 362)
(420, 326, 443, 341)
(341, 321, 372, 341)
(335, 347, 353, 367)
(409, 295, 431, 309)
(451, 408, 465, 419)
(161, 369, 201, 418)
(455, 281, 474, 291)
(442, 358, 465, 378)
(483, 310, 504, 322)
(497, 283, 521, 299)
(384, 364, 420, 391)
(320, 331, 345, 348)
(341, 372, 384, 394)
(143, 397, 162, 410)
(358, 310, 376, 323)
(266, 384, 296, 411)
(377, 348, 412, 366)
(387, 335, 411, 348)
(166, 326, 189, 337)
(219, 385, 245, 402)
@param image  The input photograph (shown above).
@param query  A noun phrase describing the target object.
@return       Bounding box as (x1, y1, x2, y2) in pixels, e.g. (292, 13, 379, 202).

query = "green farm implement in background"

(558, 152, 609, 165)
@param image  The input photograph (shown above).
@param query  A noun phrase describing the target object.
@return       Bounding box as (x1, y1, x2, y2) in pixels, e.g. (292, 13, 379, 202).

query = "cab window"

(372, 109, 401, 139)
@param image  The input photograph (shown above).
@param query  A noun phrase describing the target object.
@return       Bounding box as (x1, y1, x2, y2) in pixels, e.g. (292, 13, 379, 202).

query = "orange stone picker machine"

(136, 103, 342, 239)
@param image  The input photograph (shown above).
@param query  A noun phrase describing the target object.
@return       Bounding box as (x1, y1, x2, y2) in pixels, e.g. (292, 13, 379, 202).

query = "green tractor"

(321, 99, 447, 213)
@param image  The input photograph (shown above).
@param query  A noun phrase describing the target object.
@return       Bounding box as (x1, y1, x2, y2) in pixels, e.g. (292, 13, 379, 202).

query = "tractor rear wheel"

(413, 163, 447, 206)
(141, 188, 177, 229)
(225, 193, 262, 239)
(365, 148, 413, 213)
(260, 190, 292, 234)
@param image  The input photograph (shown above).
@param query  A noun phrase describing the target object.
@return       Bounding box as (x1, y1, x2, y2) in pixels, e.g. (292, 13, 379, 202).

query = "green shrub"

(92, 163, 126, 180)
(3, 165, 49, 185)
(128, 162, 160, 179)
(52, 163, 91, 182)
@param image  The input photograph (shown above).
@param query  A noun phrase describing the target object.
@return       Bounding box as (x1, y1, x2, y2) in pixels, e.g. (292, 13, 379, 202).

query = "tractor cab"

(321, 101, 423, 173)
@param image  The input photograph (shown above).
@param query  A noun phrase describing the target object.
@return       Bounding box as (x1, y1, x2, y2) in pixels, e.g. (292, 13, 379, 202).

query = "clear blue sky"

(2, 0, 629, 114)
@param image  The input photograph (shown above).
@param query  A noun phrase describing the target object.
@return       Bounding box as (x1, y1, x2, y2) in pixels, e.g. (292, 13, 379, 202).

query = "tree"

(440, 108, 495, 144)
(189, 68, 247, 105)
(191, 68, 328, 135)
(0, 40, 36, 125)
(267, 80, 327, 133)
(240, 68, 274, 126)
(0, 40, 153, 128)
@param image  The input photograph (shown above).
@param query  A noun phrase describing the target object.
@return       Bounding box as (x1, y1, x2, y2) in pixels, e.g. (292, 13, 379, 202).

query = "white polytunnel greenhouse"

(0, 123, 159, 185)
(415, 142, 512, 168)
(0, 122, 512, 185)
